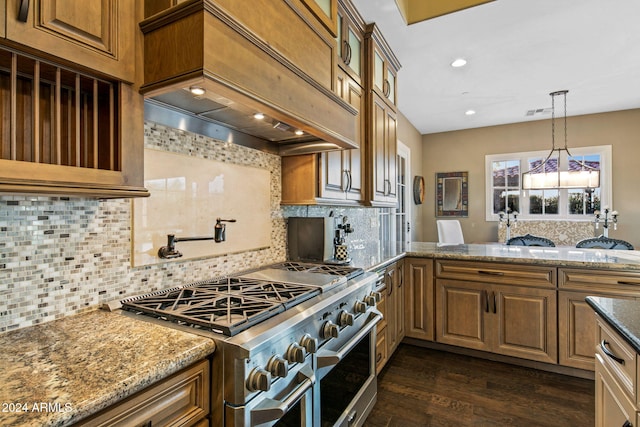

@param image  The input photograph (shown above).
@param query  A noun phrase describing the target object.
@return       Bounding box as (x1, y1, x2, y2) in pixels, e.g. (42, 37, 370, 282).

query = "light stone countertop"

(0, 309, 215, 427)
(403, 242, 640, 270)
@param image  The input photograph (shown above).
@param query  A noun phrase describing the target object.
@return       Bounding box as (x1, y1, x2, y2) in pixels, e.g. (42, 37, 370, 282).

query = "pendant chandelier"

(521, 90, 600, 190)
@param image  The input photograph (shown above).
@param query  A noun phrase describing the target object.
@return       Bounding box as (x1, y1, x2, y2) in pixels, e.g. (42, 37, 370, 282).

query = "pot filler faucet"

(158, 218, 236, 259)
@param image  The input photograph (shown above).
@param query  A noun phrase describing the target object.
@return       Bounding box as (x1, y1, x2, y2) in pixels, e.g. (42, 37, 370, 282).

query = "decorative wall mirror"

(436, 171, 468, 217)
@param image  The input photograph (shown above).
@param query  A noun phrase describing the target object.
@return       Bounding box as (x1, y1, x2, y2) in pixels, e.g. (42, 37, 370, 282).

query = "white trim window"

(485, 145, 612, 221)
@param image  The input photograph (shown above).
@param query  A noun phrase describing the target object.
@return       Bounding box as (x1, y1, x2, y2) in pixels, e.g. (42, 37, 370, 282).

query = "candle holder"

(594, 206, 618, 238)
(499, 207, 518, 242)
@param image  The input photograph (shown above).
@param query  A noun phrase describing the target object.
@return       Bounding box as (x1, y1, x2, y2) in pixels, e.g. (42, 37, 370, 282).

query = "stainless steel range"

(118, 261, 381, 427)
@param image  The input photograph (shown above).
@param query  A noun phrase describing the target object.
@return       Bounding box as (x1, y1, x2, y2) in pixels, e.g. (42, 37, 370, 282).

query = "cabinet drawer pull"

(18, 0, 30, 22)
(617, 280, 640, 286)
(622, 421, 633, 427)
(492, 291, 497, 314)
(483, 290, 489, 313)
(600, 340, 625, 365)
(478, 270, 504, 276)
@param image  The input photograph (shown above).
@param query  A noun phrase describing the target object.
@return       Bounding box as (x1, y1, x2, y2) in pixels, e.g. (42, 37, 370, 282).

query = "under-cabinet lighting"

(253, 113, 265, 120)
(189, 86, 206, 96)
(294, 130, 304, 136)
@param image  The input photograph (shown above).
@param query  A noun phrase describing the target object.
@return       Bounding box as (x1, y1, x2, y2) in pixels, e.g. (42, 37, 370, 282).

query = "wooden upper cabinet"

(4, 0, 136, 83)
(301, 0, 338, 37)
(365, 23, 400, 110)
(336, 0, 365, 86)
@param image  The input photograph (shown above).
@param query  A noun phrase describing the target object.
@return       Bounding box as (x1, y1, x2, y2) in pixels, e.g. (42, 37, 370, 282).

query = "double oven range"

(118, 261, 382, 427)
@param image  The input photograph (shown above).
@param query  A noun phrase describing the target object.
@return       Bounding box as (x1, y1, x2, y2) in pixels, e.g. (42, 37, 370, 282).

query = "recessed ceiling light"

(451, 58, 467, 68)
(189, 86, 206, 96)
(253, 113, 265, 120)
(294, 130, 304, 136)
(465, 110, 476, 115)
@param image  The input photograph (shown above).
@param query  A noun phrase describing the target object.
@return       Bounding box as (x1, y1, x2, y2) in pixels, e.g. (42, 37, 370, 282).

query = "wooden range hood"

(140, 0, 358, 156)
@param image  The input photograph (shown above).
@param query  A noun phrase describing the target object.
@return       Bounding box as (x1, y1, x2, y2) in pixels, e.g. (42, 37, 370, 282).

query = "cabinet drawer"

(596, 317, 636, 403)
(436, 260, 556, 288)
(376, 325, 387, 374)
(77, 359, 210, 426)
(560, 268, 640, 294)
(595, 351, 637, 427)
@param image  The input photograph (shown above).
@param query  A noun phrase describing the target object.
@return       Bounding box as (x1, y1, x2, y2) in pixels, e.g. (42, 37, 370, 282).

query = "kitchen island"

(0, 310, 215, 427)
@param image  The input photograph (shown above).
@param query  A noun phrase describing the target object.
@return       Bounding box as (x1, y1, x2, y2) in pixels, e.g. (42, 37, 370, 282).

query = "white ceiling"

(350, 0, 640, 134)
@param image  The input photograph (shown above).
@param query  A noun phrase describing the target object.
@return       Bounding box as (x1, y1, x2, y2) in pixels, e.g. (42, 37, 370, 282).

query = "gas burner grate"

(121, 277, 320, 336)
(268, 261, 363, 280)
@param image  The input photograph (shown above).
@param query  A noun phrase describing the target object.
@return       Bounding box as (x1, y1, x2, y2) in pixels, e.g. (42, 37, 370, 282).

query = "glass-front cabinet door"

(336, 0, 364, 86)
(302, 0, 338, 36)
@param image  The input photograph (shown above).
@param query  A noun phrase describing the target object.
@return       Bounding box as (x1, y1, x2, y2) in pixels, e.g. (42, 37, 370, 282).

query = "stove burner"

(121, 277, 320, 336)
(269, 261, 363, 280)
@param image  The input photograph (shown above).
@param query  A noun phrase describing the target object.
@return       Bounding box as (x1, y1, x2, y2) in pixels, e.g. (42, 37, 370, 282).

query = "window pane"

(545, 190, 559, 214)
(529, 190, 543, 214)
(568, 190, 584, 215)
(492, 161, 506, 187)
(506, 160, 520, 187)
(493, 189, 505, 214)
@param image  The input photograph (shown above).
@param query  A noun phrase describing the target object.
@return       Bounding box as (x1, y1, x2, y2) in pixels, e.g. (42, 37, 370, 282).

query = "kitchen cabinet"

(302, 0, 338, 36)
(366, 25, 398, 109)
(336, 0, 365, 86)
(594, 315, 638, 427)
(4, 0, 136, 83)
(435, 260, 557, 364)
(281, 66, 364, 205)
(0, 35, 148, 198)
(404, 258, 435, 341)
(76, 359, 210, 426)
(559, 268, 640, 371)
(364, 23, 400, 207)
(374, 260, 404, 373)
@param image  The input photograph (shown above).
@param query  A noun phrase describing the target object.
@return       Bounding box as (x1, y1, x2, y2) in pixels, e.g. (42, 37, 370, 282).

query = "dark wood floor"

(364, 344, 595, 427)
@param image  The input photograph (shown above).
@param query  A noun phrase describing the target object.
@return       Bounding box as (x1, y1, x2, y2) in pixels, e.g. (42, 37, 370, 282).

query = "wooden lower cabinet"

(595, 316, 639, 427)
(76, 359, 210, 427)
(559, 268, 640, 371)
(404, 258, 434, 341)
(375, 259, 404, 373)
(435, 261, 557, 364)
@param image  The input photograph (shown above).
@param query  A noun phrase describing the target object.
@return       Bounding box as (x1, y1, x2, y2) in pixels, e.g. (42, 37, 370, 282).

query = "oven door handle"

(250, 363, 315, 426)
(316, 310, 382, 369)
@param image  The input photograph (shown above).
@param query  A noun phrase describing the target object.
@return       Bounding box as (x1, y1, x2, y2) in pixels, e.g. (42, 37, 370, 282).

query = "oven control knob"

(286, 343, 306, 363)
(366, 291, 382, 306)
(300, 334, 318, 354)
(322, 321, 340, 339)
(354, 301, 368, 314)
(247, 368, 271, 392)
(339, 310, 354, 327)
(267, 355, 289, 378)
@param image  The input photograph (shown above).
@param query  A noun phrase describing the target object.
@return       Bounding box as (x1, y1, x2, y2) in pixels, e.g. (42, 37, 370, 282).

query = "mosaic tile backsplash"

(0, 122, 381, 333)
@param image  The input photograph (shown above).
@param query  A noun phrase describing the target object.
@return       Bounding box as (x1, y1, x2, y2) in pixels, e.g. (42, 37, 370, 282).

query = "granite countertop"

(0, 309, 216, 427)
(586, 296, 640, 353)
(404, 242, 640, 270)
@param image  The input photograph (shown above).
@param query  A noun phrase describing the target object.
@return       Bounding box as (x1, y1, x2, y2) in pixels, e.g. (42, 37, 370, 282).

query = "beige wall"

(398, 110, 424, 242)
(420, 108, 640, 246)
